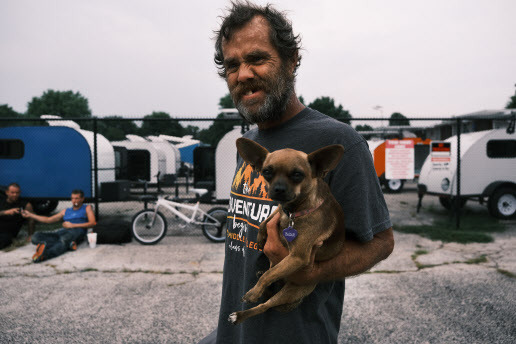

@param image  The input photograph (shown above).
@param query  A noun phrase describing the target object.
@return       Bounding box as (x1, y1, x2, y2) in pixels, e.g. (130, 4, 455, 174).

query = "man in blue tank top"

(22, 189, 96, 263)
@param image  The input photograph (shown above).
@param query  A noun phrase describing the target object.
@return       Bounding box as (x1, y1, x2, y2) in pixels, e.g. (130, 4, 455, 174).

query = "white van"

(417, 127, 516, 219)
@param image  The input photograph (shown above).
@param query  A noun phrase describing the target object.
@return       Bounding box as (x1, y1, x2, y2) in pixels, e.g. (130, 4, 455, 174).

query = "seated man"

(22, 189, 96, 263)
(0, 183, 35, 249)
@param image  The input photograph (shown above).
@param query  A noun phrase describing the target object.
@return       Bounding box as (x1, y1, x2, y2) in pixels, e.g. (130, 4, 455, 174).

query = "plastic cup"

(87, 232, 97, 248)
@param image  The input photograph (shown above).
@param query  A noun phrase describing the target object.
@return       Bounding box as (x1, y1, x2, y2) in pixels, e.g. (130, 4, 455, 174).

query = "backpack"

(94, 218, 132, 244)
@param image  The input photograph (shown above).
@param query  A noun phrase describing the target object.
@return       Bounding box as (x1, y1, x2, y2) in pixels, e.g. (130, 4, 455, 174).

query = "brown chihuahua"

(229, 137, 346, 324)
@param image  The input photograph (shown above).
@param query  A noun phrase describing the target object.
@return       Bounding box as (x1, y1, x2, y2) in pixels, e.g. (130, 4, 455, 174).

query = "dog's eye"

(290, 171, 305, 183)
(262, 168, 273, 181)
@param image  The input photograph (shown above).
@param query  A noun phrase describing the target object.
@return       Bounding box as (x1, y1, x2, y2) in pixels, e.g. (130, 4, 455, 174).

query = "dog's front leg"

(242, 251, 310, 303)
(256, 207, 280, 249)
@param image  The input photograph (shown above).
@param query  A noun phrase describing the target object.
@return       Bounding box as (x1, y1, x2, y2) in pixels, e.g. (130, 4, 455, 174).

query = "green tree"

(198, 93, 240, 147)
(506, 84, 516, 109)
(139, 111, 184, 137)
(97, 116, 139, 141)
(0, 104, 21, 127)
(219, 93, 235, 109)
(183, 125, 200, 139)
(388, 112, 410, 126)
(298, 95, 305, 105)
(308, 96, 352, 124)
(26, 89, 92, 119)
(355, 124, 373, 131)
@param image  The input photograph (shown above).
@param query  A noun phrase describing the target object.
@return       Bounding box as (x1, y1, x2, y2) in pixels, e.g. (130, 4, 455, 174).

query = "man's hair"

(7, 182, 20, 190)
(71, 189, 84, 197)
(214, 1, 302, 78)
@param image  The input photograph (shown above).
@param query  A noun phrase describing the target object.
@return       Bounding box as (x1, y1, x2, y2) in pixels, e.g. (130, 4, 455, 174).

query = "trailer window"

(487, 140, 516, 158)
(0, 139, 24, 159)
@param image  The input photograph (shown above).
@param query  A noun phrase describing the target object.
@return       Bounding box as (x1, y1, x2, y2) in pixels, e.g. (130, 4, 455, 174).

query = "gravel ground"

(1, 182, 515, 343)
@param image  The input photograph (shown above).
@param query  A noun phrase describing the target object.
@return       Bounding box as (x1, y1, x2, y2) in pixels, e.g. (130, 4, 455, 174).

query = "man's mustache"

(231, 79, 269, 99)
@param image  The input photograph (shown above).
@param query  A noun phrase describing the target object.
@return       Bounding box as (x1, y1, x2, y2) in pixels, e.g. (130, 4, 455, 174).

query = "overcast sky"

(1, 0, 515, 123)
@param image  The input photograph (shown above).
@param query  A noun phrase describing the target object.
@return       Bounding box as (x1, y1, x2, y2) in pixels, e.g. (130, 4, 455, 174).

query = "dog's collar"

(283, 199, 325, 220)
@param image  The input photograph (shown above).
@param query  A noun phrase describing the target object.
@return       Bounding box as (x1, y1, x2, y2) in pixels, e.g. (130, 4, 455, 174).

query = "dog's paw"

(228, 312, 238, 325)
(242, 288, 261, 303)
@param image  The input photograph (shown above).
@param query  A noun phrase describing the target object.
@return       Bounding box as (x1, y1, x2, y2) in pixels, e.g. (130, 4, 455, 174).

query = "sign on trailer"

(430, 141, 451, 170)
(385, 140, 414, 180)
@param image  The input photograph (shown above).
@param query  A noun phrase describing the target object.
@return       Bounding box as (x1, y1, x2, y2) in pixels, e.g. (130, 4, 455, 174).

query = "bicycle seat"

(192, 188, 208, 198)
(138, 195, 158, 202)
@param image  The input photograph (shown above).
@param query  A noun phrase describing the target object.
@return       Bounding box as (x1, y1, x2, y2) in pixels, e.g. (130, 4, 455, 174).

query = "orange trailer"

(369, 137, 431, 192)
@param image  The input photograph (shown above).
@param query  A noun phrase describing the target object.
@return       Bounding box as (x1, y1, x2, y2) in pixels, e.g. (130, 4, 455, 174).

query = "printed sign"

(385, 140, 414, 180)
(430, 141, 451, 169)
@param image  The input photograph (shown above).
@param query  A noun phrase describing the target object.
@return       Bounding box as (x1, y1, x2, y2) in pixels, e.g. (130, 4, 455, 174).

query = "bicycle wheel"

(132, 210, 168, 245)
(202, 207, 228, 243)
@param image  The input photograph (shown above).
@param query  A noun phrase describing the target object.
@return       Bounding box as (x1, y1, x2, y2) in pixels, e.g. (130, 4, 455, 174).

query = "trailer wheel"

(32, 200, 59, 215)
(384, 179, 404, 193)
(488, 187, 516, 219)
(439, 196, 467, 210)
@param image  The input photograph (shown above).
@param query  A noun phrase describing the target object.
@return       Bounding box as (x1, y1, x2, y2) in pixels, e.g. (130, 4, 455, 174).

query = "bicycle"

(131, 194, 228, 245)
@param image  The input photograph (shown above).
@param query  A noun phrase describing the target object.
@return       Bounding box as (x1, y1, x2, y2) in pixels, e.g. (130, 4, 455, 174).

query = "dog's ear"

(236, 138, 269, 172)
(308, 144, 345, 178)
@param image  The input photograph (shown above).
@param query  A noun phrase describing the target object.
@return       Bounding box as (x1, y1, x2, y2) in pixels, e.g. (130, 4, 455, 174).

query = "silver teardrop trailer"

(417, 126, 516, 219)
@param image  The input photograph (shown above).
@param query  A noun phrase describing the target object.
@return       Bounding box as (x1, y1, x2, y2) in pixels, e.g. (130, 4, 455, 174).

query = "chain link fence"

(1, 113, 515, 239)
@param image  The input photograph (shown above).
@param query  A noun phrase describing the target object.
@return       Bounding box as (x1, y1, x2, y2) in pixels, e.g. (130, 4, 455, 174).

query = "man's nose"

(237, 64, 254, 83)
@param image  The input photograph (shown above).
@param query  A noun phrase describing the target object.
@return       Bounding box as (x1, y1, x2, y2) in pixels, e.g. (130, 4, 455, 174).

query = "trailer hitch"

(416, 184, 426, 213)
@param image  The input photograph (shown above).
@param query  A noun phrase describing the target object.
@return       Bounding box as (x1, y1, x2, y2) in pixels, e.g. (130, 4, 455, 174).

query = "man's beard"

(229, 65, 295, 124)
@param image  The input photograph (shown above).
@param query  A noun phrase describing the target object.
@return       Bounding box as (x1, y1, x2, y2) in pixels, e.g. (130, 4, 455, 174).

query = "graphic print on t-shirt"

(227, 162, 277, 257)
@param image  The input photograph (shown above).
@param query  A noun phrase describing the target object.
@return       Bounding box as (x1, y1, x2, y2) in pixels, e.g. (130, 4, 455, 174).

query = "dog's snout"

(273, 183, 287, 195)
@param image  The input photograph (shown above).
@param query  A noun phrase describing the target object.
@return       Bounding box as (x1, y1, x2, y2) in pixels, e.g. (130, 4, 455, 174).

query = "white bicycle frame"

(148, 195, 221, 227)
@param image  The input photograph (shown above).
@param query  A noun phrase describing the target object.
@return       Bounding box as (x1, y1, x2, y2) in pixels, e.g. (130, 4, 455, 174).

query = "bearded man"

(199, 2, 394, 343)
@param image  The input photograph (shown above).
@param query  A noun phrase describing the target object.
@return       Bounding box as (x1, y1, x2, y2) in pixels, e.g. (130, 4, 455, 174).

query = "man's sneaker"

(32, 243, 46, 263)
(69, 241, 77, 251)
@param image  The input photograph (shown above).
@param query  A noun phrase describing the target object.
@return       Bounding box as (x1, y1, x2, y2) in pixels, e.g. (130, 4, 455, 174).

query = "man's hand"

(263, 212, 323, 285)
(2, 208, 20, 216)
(263, 213, 288, 265)
(21, 209, 33, 218)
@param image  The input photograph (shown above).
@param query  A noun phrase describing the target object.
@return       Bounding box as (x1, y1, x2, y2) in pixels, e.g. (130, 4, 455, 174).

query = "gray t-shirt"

(216, 108, 392, 344)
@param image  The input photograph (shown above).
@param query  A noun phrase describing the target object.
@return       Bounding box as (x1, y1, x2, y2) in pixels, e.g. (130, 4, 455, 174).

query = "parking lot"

(1, 183, 515, 343)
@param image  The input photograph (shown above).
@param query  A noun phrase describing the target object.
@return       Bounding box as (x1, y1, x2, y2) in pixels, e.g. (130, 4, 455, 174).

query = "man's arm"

(22, 209, 65, 224)
(25, 202, 35, 239)
(62, 205, 96, 229)
(263, 213, 394, 284)
(0, 208, 20, 216)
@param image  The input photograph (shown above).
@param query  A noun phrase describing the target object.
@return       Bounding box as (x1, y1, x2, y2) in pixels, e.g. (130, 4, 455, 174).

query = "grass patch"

(395, 209, 505, 244)
(464, 255, 488, 264)
(497, 269, 516, 279)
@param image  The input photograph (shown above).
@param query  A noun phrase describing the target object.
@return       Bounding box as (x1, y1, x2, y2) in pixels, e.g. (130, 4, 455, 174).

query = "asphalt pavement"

(1, 222, 515, 343)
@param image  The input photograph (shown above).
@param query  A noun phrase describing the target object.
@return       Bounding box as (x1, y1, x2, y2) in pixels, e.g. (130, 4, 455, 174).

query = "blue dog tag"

(282, 226, 298, 242)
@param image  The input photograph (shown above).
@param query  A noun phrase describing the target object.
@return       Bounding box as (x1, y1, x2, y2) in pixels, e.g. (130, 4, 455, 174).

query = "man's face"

(222, 16, 295, 124)
(71, 193, 84, 208)
(6, 186, 21, 203)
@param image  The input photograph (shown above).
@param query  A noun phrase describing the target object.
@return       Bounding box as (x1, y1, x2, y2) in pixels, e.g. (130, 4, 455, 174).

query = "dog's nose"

(273, 183, 287, 195)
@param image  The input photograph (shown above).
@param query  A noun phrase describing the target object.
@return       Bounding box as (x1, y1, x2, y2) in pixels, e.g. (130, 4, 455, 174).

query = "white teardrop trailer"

(417, 124, 516, 219)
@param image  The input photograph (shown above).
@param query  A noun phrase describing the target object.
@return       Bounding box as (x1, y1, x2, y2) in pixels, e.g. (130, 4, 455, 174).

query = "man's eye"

(225, 63, 239, 73)
(249, 57, 264, 64)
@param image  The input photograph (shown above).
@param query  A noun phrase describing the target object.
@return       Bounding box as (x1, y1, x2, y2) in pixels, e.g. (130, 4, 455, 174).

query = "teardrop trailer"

(367, 137, 432, 192)
(0, 124, 117, 214)
(417, 125, 516, 219)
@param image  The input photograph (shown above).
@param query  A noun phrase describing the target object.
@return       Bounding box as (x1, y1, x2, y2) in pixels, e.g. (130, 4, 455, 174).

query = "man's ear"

(308, 144, 345, 178)
(236, 138, 269, 172)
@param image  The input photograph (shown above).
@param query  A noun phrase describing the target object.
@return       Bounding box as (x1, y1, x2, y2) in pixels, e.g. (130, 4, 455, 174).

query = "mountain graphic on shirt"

(232, 163, 269, 199)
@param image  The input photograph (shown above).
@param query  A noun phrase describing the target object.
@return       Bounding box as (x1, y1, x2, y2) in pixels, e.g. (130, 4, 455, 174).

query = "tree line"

(2, 87, 515, 147)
